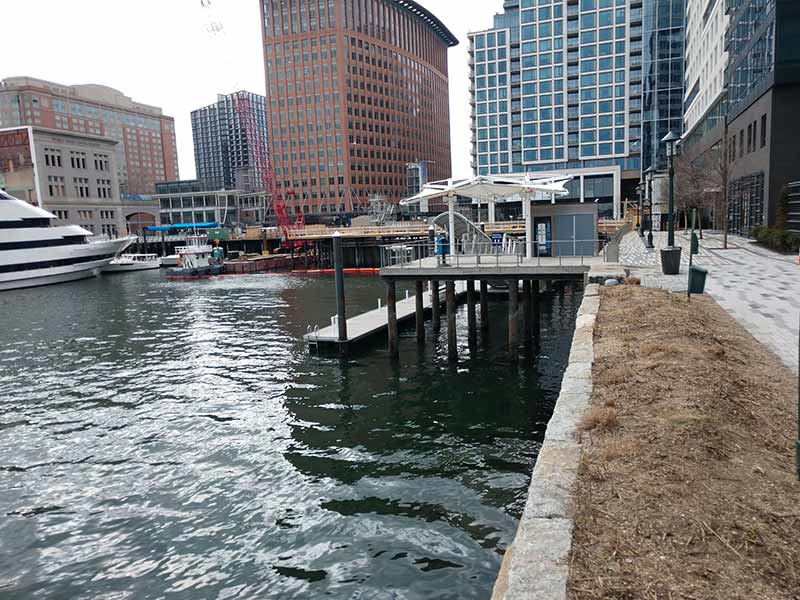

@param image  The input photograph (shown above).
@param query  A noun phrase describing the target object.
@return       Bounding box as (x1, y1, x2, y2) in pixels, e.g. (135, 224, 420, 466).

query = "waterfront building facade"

(0, 126, 159, 236)
(468, 0, 646, 218)
(0, 77, 179, 196)
(191, 92, 268, 191)
(154, 180, 267, 228)
(723, 0, 800, 234)
(259, 0, 457, 217)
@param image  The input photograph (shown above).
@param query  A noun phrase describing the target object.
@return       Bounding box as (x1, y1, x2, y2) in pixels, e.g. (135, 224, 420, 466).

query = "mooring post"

(480, 280, 489, 334)
(446, 281, 457, 361)
(333, 232, 348, 345)
(415, 280, 425, 343)
(532, 279, 541, 347)
(431, 280, 441, 331)
(522, 279, 532, 348)
(467, 280, 477, 347)
(161, 231, 166, 257)
(387, 278, 398, 358)
(428, 225, 435, 259)
(508, 279, 519, 360)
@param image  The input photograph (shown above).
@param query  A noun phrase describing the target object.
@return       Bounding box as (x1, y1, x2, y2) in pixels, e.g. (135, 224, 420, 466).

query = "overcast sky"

(5, 0, 502, 181)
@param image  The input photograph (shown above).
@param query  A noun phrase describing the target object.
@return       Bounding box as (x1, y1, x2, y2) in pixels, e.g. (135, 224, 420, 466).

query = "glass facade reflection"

(640, 0, 685, 172)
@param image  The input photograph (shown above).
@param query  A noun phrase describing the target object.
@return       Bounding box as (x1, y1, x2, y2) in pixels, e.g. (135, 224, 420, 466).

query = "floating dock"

(305, 282, 466, 346)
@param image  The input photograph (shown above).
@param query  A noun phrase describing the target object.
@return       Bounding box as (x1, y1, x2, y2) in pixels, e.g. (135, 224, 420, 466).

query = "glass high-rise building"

(191, 91, 268, 191)
(468, 0, 645, 214)
(640, 0, 685, 173)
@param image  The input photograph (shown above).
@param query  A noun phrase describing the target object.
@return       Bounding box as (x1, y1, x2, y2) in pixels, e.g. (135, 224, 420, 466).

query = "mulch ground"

(568, 285, 800, 600)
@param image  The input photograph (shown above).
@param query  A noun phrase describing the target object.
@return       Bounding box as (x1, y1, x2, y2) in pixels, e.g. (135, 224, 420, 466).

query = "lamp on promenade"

(637, 181, 645, 237)
(660, 131, 682, 274)
(644, 166, 655, 249)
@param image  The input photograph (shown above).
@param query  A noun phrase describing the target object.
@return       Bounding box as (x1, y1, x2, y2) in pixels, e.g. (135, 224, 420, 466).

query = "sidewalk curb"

(491, 283, 599, 600)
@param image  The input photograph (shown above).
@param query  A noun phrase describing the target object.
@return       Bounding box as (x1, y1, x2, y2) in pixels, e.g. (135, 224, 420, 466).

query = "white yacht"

(0, 190, 134, 291)
(104, 253, 161, 273)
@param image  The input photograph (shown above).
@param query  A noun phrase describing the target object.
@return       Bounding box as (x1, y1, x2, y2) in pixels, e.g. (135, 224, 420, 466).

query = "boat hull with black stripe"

(0, 190, 134, 291)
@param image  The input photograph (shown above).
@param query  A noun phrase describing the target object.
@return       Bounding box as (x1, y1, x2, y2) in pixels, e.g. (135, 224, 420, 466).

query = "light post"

(660, 131, 682, 274)
(644, 166, 655, 249)
(637, 181, 645, 236)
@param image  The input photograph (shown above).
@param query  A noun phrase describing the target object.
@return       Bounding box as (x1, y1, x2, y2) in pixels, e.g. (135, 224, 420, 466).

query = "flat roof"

(393, 0, 459, 47)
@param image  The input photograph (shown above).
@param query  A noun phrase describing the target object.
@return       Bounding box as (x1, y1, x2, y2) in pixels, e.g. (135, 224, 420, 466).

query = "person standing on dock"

(212, 240, 225, 265)
(437, 231, 449, 266)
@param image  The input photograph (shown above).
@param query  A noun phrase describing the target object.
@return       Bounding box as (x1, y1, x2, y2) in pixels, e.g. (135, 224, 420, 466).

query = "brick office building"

(259, 0, 457, 218)
(0, 77, 179, 196)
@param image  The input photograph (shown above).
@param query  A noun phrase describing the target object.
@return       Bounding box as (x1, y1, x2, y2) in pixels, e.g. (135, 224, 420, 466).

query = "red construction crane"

(232, 92, 304, 242)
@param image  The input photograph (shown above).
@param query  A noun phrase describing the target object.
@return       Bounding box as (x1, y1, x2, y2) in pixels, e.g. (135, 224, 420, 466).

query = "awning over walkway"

(144, 222, 220, 232)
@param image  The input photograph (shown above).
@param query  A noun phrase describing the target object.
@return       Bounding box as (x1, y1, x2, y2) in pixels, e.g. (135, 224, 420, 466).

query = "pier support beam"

(415, 280, 425, 343)
(446, 281, 457, 362)
(508, 279, 519, 361)
(466, 280, 477, 347)
(480, 280, 489, 335)
(387, 279, 398, 359)
(532, 279, 541, 346)
(431, 280, 441, 332)
(522, 279, 532, 348)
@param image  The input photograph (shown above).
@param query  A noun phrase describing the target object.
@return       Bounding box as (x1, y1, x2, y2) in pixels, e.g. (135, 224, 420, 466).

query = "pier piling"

(415, 280, 425, 343)
(480, 280, 489, 335)
(532, 279, 541, 346)
(387, 279, 398, 358)
(431, 280, 441, 331)
(508, 279, 519, 361)
(446, 281, 457, 361)
(333, 232, 348, 345)
(522, 280, 532, 349)
(467, 280, 477, 347)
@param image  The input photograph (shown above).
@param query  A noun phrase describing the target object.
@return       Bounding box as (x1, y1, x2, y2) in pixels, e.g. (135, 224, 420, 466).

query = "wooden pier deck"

(305, 281, 466, 346)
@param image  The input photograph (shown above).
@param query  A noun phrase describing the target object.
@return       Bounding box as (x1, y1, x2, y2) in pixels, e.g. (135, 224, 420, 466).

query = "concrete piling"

(522, 279, 532, 349)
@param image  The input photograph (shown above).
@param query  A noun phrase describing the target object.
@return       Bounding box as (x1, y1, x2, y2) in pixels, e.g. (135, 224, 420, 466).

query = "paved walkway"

(620, 230, 800, 374)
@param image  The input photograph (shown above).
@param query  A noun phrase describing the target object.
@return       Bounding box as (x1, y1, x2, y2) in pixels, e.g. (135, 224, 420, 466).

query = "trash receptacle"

(691, 232, 699, 255)
(689, 265, 708, 294)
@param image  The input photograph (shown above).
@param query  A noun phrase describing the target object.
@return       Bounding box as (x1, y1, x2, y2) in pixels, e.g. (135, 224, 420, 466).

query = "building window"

(73, 177, 90, 198)
(760, 114, 767, 148)
(47, 175, 65, 197)
(96, 179, 112, 199)
(70, 151, 87, 169)
(100, 210, 115, 220)
(53, 210, 69, 220)
(94, 154, 110, 171)
(44, 148, 62, 168)
(101, 224, 118, 237)
(78, 209, 94, 220)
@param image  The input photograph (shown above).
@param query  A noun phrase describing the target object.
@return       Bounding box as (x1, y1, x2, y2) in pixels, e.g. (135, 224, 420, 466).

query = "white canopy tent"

(401, 174, 572, 258)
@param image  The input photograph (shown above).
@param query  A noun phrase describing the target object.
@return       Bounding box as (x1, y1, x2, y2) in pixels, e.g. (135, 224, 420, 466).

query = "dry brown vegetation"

(568, 286, 800, 600)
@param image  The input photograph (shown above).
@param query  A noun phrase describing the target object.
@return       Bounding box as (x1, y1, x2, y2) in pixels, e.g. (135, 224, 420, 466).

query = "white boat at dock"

(0, 190, 134, 291)
(166, 235, 224, 279)
(103, 253, 161, 273)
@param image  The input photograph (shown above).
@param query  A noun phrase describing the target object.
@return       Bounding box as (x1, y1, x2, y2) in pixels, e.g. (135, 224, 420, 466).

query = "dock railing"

(380, 238, 610, 269)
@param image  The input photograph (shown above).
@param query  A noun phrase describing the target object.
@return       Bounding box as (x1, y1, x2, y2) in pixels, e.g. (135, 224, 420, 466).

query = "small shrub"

(750, 226, 800, 253)
(579, 407, 619, 432)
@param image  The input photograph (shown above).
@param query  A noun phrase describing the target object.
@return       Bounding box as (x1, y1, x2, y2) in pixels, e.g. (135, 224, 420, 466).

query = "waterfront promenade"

(620, 231, 800, 374)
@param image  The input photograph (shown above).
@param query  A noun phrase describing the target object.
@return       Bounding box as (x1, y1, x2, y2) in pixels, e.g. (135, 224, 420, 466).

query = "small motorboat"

(166, 236, 224, 279)
(104, 253, 161, 273)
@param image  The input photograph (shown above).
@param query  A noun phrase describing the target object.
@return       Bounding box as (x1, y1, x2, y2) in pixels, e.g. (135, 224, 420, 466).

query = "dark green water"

(0, 272, 582, 599)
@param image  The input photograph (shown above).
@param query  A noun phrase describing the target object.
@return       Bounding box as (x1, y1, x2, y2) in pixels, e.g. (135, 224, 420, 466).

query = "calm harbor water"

(0, 271, 581, 599)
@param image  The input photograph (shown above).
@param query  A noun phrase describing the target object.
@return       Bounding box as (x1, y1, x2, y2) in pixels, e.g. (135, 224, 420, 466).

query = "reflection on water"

(0, 271, 581, 599)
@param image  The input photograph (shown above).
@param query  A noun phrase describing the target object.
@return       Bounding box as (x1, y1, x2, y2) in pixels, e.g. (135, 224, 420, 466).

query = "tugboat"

(165, 236, 224, 279)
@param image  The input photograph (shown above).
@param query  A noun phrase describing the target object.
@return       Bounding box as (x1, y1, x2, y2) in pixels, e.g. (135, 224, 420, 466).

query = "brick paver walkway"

(620, 230, 800, 374)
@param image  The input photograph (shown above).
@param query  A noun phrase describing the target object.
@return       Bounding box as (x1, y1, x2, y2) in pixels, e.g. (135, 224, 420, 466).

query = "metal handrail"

(379, 238, 609, 268)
